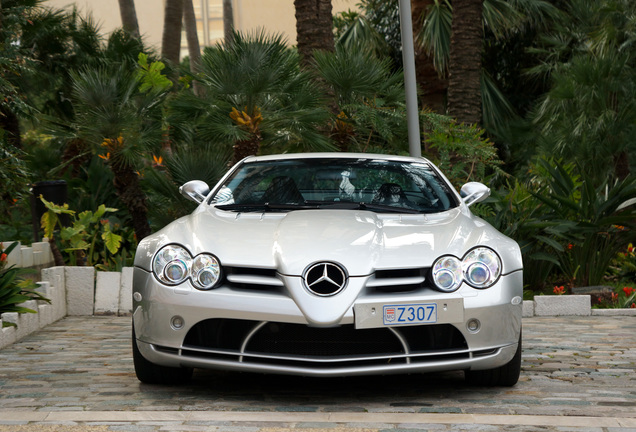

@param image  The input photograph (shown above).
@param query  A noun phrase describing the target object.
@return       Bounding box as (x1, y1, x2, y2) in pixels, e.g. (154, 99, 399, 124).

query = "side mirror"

(460, 182, 490, 207)
(179, 180, 210, 204)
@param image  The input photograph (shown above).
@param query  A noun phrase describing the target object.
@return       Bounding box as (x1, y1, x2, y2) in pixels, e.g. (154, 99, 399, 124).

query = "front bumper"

(132, 267, 522, 377)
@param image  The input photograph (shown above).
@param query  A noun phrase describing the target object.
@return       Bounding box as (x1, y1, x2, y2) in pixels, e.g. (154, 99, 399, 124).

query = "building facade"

(44, 0, 358, 54)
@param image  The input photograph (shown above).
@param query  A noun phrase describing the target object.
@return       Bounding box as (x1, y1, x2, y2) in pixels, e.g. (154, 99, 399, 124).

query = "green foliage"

(420, 112, 502, 187)
(531, 160, 636, 286)
(527, 0, 636, 183)
(137, 53, 173, 94)
(171, 31, 333, 158)
(0, 242, 51, 328)
(313, 45, 408, 153)
(0, 141, 32, 203)
(477, 157, 636, 290)
(609, 243, 636, 282)
(39, 197, 134, 270)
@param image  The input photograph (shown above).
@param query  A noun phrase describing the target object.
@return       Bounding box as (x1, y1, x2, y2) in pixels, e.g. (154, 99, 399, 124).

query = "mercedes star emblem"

(303, 262, 347, 296)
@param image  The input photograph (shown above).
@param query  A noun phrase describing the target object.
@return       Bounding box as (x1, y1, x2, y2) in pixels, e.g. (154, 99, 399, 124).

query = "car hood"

(136, 207, 522, 275)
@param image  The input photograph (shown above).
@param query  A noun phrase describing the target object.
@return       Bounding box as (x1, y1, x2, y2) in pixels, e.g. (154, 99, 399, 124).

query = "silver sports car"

(132, 153, 523, 386)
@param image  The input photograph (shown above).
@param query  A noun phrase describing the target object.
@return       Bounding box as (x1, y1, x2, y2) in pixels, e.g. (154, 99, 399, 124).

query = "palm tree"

(294, 0, 335, 67)
(67, 65, 167, 240)
(313, 45, 408, 153)
(447, 0, 483, 125)
(169, 31, 333, 164)
(530, 0, 636, 182)
(161, 0, 183, 67)
(117, 0, 140, 38)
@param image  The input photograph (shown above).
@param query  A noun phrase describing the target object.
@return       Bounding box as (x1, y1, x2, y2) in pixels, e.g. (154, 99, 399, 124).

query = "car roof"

(241, 152, 434, 165)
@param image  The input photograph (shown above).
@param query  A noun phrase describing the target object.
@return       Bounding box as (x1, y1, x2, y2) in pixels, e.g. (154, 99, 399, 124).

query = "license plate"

(383, 303, 437, 325)
(354, 298, 463, 329)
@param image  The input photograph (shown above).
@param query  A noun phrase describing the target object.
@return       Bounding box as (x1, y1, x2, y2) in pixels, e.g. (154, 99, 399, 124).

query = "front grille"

(180, 319, 468, 369)
(223, 267, 283, 291)
(367, 268, 430, 293)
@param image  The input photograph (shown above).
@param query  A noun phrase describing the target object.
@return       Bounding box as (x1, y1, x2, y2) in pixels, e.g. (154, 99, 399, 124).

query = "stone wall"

(0, 265, 133, 350)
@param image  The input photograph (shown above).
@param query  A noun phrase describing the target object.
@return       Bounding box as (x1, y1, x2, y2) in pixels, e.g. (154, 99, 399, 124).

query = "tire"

(132, 325, 193, 385)
(465, 331, 522, 387)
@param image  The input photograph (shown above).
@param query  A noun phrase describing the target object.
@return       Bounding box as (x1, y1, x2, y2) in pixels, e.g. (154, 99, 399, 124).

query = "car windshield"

(210, 158, 458, 213)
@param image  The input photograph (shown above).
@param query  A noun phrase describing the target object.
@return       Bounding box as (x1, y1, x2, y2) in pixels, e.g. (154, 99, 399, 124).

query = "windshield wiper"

(304, 201, 422, 214)
(217, 201, 423, 214)
(215, 203, 318, 212)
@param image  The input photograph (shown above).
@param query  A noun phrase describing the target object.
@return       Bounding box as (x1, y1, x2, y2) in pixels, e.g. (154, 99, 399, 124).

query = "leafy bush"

(477, 157, 636, 290)
(0, 242, 50, 328)
(421, 112, 502, 188)
(39, 197, 135, 271)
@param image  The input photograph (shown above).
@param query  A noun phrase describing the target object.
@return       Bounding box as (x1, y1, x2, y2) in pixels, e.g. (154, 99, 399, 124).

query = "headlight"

(462, 247, 501, 288)
(431, 247, 501, 292)
(152, 244, 222, 290)
(192, 254, 221, 290)
(432, 256, 463, 292)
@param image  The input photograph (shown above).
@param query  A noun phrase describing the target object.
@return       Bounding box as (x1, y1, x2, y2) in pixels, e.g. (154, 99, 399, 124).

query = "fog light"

(170, 315, 185, 330)
(467, 318, 481, 333)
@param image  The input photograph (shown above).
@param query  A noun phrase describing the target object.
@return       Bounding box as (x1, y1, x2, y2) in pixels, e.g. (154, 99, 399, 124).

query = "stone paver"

(0, 315, 635, 431)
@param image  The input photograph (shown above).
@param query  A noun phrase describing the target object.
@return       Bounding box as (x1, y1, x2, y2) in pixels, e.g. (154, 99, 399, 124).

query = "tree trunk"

(161, 0, 184, 67)
(111, 162, 152, 241)
(231, 135, 262, 166)
(294, 0, 334, 68)
(183, 0, 203, 96)
(223, 0, 234, 46)
(412, 0, 447, 113)
(117, 0, 140, 38)
(447, 0, 483, 125)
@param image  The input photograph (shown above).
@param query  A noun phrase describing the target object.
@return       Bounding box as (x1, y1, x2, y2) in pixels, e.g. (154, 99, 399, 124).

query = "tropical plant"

(172, 31, 333, 165)
(64, 54, 170, 241)
(39, 197, 134, 270)
(420, 112, 502, 187)
(0, 242, 50, 328)
(532, 161, 636, 287)
(312, 45, 408, 153)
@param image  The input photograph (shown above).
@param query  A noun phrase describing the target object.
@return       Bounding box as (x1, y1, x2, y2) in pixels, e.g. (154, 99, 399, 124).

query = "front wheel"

(132, 325, 193, 385)
(465, 331, 522, 387)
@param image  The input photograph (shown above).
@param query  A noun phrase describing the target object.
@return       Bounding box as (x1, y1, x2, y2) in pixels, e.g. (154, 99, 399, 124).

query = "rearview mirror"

(460, 182, 490, 207)
(179, 180, 210, 204)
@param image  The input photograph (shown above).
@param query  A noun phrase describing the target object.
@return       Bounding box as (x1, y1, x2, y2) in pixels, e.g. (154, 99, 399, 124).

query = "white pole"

(398, 0, 422, 157)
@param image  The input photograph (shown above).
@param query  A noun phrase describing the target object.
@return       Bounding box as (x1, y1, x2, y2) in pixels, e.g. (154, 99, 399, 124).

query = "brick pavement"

(0, 315, 635, 431)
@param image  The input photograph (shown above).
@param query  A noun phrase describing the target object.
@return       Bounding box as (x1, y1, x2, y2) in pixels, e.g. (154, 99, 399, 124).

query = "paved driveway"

(0, 315, 635, 431)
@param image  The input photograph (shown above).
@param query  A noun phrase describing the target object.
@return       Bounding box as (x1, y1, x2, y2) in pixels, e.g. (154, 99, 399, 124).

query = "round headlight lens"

(153, 245, 191, 285)
(164, 260, 188, 283)
(432, 256, 463, 292)
(192, 254, 221, 289)
(463, 247, 501, 288)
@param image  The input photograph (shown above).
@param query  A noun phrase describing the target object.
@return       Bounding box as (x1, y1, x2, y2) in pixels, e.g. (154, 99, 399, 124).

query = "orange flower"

(152, 155, 163, 167)
(567, 243, 574, 250)
(611, 292, 619, 302)
(0, 253, 6, 262)
(553, 285, 566, 295)
(98, 152, 111, 161)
